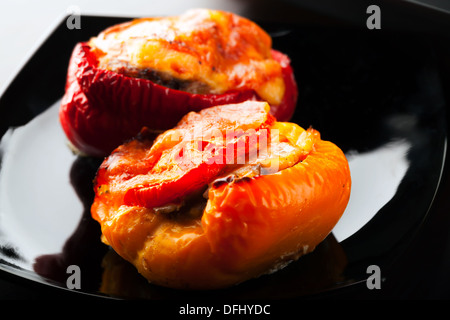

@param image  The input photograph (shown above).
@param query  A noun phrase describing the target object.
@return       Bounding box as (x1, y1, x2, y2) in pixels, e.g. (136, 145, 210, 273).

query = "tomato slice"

(96, 101, 274, 208)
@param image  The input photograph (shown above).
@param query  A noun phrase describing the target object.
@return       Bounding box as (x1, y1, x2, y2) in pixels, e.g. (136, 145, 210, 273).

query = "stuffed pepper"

(91, 101, 351, 290)
(60, 9, 298, 157)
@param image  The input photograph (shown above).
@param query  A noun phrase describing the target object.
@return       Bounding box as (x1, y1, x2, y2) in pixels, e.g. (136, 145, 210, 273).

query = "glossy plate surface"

(0, 15, 447, 299)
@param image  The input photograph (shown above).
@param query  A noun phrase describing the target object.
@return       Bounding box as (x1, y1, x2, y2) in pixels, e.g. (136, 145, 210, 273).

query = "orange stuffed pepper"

(91, 101, 351, 290)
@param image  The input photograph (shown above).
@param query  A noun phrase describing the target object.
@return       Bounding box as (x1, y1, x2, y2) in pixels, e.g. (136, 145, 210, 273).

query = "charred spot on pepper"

(211, 175, 235, 188)
(97, 185, 110, 195)
(232, 176, 253, 184)
(211, 165, 262, 189)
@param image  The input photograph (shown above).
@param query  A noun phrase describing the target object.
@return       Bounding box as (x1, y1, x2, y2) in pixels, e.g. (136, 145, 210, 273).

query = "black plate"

(0, 15, 449, 300)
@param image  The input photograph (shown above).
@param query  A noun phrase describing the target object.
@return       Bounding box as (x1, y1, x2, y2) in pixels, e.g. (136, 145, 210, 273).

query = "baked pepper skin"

(91, 101, 351, 290)
(59, 42, 297, 157)
(202, 126, 350, 277)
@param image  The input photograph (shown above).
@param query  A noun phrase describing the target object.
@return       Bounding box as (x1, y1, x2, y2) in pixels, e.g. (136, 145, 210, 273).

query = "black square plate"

(0, 14, 449, 300)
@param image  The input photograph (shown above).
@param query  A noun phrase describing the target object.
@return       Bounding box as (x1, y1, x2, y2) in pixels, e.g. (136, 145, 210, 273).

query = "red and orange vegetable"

(91, 101, 351, 289)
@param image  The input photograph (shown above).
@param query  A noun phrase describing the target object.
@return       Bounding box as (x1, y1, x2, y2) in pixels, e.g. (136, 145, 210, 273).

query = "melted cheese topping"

(88, 9, 285, 105)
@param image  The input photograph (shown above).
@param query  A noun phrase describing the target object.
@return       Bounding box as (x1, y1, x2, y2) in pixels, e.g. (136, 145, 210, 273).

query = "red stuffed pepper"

(60, 9, 298, 157)
(91, 101, 351, 290)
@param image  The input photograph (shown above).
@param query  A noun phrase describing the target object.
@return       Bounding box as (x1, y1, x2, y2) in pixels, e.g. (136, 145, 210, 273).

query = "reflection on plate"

(334, 138, 411, 242)
(0, 16, 447, 299)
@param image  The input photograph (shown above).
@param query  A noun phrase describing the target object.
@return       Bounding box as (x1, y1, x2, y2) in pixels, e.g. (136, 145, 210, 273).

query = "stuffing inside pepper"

(88, 9, 286, 105)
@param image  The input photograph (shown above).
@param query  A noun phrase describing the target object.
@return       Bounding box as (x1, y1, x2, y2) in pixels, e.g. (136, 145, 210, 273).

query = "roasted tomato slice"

(95, 101, 274, 208)
(91, 101, 351, 290)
